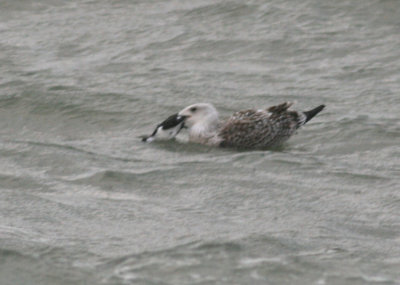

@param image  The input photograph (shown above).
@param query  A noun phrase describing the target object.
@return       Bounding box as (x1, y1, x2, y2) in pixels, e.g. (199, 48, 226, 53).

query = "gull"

(178, 102, 325, 148)
(143, 102, 325, 149)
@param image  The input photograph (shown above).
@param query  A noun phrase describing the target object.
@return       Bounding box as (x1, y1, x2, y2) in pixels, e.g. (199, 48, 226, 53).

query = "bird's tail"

(303, 105, 325, 123)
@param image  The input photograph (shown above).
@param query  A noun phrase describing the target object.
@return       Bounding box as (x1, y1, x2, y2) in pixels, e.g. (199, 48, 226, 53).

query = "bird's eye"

(190, 107, 197, 112)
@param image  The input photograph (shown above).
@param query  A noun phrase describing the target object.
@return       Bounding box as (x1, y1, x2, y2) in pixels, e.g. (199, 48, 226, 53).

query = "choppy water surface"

(1, 0, 400, 284)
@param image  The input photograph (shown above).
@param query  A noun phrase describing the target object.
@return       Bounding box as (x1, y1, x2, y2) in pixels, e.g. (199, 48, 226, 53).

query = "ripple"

(1, 0, 400, 284)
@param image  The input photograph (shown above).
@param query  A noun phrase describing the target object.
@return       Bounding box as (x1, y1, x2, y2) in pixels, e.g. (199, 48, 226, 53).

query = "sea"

(1, 0, 399, 284)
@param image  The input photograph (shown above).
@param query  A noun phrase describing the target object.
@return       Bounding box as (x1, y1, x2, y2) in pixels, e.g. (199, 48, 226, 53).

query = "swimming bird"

(141, 113, 186, 142)
(177, 102, 325, 149)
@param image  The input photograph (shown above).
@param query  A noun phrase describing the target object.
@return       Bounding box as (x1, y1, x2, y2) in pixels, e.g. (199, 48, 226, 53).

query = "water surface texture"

(1, 0, 400, 284)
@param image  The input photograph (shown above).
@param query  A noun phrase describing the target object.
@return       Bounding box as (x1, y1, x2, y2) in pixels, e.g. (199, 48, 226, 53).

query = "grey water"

(1, 0, 399, 284)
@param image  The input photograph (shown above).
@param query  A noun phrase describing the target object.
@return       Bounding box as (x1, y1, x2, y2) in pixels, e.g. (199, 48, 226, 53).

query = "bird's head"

(178, 103, 219, 131)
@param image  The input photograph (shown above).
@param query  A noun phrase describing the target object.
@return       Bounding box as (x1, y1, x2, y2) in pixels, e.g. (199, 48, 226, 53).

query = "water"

(1, 0, 400, 284)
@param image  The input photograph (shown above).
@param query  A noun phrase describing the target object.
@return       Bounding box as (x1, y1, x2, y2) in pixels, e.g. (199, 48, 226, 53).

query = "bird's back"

(218, 102, 305, 149)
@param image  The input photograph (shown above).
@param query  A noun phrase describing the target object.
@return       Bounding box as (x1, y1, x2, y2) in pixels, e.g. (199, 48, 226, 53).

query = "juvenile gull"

(177, 102, 325, 149)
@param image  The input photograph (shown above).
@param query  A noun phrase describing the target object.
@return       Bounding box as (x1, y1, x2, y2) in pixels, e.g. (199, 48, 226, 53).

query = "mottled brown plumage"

(175, 102, 325, 149)
(218, 103, 303, 148)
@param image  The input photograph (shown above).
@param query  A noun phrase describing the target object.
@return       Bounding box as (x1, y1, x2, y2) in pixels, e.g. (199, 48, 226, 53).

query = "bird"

(176, 102, 325, 149)
(141, 113, 186, 142)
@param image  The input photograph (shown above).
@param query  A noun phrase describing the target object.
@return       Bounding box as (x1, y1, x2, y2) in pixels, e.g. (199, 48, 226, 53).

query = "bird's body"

(219, 105, 302, 148)
(178, 102, 325, 149)
(143, 102, 325, 149)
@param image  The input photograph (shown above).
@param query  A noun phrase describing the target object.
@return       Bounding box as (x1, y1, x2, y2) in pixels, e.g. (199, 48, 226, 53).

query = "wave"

(98, 233, 399, 285)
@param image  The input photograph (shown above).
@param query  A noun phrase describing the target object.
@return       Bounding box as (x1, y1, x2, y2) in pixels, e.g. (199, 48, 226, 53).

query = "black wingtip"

(159, 113, 186, 130)
(303, 105, 325, 123)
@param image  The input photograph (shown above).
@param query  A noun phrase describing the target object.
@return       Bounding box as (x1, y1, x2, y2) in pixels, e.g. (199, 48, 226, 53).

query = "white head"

(178, 103, 219, 139)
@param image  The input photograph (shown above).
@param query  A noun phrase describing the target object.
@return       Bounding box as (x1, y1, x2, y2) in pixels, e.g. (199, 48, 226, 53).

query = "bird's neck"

(189, 119, 219, 143)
